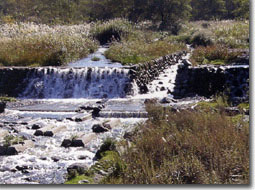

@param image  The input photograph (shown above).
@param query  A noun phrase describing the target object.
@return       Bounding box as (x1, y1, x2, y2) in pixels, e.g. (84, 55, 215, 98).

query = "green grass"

(65, 175, 93, 184)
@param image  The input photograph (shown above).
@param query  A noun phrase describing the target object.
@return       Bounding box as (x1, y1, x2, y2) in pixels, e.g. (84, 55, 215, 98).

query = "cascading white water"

(19, 67, 132, 99)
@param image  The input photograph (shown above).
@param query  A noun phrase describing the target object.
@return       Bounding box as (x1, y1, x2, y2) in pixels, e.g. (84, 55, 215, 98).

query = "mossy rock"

(65, 175, 94, 184)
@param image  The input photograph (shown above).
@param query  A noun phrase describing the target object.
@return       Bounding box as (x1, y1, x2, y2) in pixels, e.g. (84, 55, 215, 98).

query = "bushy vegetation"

(0, 23, 98, 66)
(101, 104, 249, 184)
(105, 37, 186, 65)
(190, 45, 243, 65)
(90, 19, 133, 45)
(178, 20, 249, 65)
(0, 0, 249, 27)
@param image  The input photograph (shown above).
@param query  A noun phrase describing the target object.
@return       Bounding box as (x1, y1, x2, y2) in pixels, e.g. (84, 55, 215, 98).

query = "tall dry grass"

(0, 23, 98, 66)
(104, 105, 249, 184)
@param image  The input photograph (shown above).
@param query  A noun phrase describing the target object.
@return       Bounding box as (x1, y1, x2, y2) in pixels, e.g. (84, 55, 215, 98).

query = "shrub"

(90, 18, 133, 45)
(102, 106, 249, 184)
(190, 45, 243, 65)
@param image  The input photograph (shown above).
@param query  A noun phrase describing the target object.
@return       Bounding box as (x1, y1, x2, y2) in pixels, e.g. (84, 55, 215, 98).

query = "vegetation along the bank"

(65, 99, 249, 184)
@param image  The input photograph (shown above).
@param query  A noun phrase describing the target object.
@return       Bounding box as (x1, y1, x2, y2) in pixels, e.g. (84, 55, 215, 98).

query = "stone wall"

(129, 51, 187, 94)
(172, 65, 249, 105)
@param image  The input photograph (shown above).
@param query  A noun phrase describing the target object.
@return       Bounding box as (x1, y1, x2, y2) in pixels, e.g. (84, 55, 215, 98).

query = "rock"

(13, 140, 34, 153)
(32, 124, 41, 130)
(0, 146, 7, 156)
(144, 98, 158, 105)
(5, 147, 18, 156)
(161, 97, 177, 104)
(0, 102, 6, 113)
(34, 130, 44, 136)
(67, 163, 88, 175)
(51, 156, 60, 162)
(61, 139, 72, 148)
(103, 119, 121, 130)
(160, 87, 166, 91)
(158, 81, 163, 85)
(79, 180, 89, 184)
(40, 157, 47, 161)
(92, 124, 109, 133)
(44, 131, 54, 137)
(78, 155, 88, 160)
(80, 134, 97, 145)
(67, 113, 92, 122)
(0, 129, 9, 139)
(71, 140, 85, 147)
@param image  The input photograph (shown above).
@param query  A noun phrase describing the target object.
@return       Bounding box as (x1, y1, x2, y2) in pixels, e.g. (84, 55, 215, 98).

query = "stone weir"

(173, 65, 249, 105)
(0, 67, 134, 99)
(0, 51, 187, 99)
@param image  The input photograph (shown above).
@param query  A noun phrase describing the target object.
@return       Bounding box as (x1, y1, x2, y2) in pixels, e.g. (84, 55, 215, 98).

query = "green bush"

(90, 18, 134, 45)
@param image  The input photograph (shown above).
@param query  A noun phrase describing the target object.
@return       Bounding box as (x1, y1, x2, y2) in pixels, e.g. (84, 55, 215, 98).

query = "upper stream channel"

(0, 46, 210, 184)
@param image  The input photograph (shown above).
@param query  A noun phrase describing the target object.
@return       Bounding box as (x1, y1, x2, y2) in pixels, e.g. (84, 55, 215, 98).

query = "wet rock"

(0, 146, 8, 155)
(32, 124, 41, 130)
(78, 155, 88, 160)
(44, 131, 54, 137)
(6, 147, 18, 156)
(61, 139, 72, 148)
(0, 102, 6, 113)
(71, 140, 85, 147)
(13, 140, 34, 153)
(51, 156, 60, 162)
(67, 163, 88, 175)
(160, 87, 166, 91)
(34, 130, 44, 136)
(103, 119, 121, 130)
(92, 124, 109, 133)
(161, 97, 177, 104)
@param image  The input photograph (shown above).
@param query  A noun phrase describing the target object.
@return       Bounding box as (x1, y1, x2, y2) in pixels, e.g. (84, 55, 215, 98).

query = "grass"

(101, 104, 249, 184)
(0, 96, 16, 102)
(0, 23, 98, 66)
(90, 18, 134, 45)
(190, 45, 243, 66)
(105, 35, 186, 65)
(91, 57, 100, 61)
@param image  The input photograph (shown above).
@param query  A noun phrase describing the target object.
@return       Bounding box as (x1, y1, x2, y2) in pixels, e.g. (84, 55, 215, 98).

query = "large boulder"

(0, 146, 18, 156)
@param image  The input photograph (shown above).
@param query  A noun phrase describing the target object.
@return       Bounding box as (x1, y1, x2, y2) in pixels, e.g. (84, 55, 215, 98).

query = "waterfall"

(19, 67, 132, 99)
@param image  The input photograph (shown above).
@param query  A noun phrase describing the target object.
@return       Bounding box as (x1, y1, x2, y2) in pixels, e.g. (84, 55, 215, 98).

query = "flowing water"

(0, 46, 197, 184)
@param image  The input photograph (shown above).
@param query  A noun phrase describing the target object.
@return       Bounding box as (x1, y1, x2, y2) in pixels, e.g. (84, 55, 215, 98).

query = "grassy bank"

(0, 19, 249, 67)
(99, 103, 249, 184)
(181, 20, 249, 66)
(0, 23, 98, 67)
